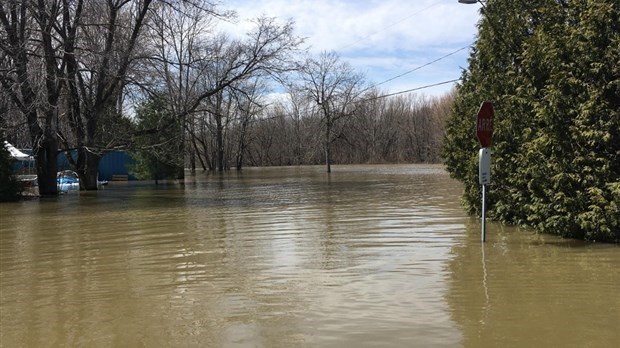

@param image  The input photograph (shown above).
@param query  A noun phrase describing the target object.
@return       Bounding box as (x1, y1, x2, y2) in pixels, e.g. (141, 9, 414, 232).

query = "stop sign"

(476, 101, 494, 148)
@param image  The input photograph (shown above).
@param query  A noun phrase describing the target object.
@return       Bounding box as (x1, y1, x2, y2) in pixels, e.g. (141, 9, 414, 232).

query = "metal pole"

(481, 184, 487, 242)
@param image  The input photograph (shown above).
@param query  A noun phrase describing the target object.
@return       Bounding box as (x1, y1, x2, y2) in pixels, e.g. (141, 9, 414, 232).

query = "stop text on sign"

(477, 118, 493, 132)
(476, 101, 494, 148)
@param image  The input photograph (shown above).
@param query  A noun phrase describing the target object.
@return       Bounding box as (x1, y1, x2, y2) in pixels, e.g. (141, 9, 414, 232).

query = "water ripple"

(2, 165, 616, 347)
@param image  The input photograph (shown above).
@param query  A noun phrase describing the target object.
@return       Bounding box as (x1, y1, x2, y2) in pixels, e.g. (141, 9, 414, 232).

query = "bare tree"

(0, 0, 161, 192)
(281, 84, 321, 165)
(230, 78, 266, 170)
(427, 90, 455, 162)
(163, 17, 303, 172)
(65, 0, 155, 190)
(141, 0, 229, 178)
(0, 0, 63, 195)
(349, 88, 388, 163)
(296, 51, 365, 172)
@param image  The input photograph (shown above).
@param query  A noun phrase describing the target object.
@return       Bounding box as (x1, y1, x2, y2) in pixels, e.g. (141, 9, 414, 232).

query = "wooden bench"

(111, 174, 129, 181)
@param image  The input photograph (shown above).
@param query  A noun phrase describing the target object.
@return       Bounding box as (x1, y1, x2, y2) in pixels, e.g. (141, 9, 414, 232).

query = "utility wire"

(331, 0, 470, 96)
(360, 78, 461, 102)
(266, 77, 462, 119)
(254, 77, 462, 123)
(359, 44, 471, 96)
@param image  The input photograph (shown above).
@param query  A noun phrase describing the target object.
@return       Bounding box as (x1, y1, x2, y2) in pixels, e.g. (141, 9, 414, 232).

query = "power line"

(366, 45, 470, 91)
(269, 78, 462, 118)
(330, 1, 470, 95)
(359, 78, 461, 103)
(255, 77, 462, 123)
(336, 0, 464, 94)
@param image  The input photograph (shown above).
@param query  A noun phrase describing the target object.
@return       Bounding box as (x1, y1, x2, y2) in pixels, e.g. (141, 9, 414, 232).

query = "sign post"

(476, 101, 494, 242)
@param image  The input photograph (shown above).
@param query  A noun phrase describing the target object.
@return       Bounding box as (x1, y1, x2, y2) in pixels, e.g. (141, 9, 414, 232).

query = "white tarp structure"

(3, 141, 33, 161)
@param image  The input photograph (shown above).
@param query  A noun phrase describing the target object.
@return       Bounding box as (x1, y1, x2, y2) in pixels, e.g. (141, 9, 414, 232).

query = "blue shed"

(56, 150, 136, 181)
(98, 151, 136, 181)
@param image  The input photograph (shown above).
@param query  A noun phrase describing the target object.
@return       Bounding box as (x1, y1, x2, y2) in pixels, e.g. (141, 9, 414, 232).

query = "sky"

(219, 0, 482, 98)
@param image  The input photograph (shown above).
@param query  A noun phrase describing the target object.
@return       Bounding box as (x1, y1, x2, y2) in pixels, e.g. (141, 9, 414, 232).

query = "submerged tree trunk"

(216, 120, 225, 172)
(323, 103, 333, 173)
(235, 112, 251, 171)
(214, 93, 226, 172)
(176, 118, 185, 181)
(325, 143, 331, 173)
(325, 119, 332, 173)
(22, 105, 58, 195)
(34, 135, 59, 196)
(76, 148, 101, 190)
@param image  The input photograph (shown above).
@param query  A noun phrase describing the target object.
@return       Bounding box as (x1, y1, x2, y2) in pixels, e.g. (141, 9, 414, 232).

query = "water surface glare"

(1, 165, 618, 347)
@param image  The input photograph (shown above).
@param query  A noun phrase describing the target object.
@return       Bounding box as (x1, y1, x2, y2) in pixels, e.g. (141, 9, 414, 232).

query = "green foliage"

(129, 96, 183, 182)
(0, 144, 22, 201)
(443, 0, 619, 242)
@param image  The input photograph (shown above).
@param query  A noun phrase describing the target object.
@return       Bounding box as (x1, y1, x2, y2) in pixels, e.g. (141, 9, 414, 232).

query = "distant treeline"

(185, 91, 455, 171)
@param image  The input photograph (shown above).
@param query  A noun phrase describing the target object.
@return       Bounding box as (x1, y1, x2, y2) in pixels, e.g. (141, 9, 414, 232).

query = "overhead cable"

(366, 45, 470, 92)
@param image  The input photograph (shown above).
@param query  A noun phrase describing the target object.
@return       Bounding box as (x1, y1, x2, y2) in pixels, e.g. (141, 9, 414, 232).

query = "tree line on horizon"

(130, 86, 453, 179)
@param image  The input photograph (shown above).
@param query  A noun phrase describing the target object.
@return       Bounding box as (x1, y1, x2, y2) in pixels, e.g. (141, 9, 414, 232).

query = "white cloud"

(218, 0, 481, 96)
(223, 0, 479, 50)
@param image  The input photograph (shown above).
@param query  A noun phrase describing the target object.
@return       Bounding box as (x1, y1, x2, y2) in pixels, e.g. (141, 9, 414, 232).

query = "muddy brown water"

(1, 165, 618, 347)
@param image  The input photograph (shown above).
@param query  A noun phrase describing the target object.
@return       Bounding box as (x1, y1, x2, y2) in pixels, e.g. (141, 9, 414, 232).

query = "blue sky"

(220, 0, 482, 98)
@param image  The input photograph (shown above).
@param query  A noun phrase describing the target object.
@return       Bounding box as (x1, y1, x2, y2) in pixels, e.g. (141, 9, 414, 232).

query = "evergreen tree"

(443, 0, 619, 242)
(130, 96, 183, 183)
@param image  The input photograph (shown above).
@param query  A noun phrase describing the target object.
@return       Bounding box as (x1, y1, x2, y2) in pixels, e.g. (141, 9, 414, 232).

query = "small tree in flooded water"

(130, 96, 183, 183)
(296, 51, 365, 173)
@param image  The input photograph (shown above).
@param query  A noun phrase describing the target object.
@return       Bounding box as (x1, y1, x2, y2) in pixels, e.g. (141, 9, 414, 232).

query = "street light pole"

(458, 0, 486, 9)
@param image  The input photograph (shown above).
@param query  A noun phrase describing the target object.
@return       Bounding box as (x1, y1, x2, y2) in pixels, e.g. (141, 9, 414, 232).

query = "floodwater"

(0, 165, 618, 347)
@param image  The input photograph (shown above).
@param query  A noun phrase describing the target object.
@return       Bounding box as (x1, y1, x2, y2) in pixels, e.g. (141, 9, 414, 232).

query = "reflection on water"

(448, 223, 620, 348)
(1, 165, 618, 347)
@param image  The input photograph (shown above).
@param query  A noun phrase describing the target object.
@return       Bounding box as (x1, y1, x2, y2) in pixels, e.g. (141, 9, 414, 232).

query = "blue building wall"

(56, 150, 136, 181)
(15, 149, 136, 180)
(98, 151, 136, 181)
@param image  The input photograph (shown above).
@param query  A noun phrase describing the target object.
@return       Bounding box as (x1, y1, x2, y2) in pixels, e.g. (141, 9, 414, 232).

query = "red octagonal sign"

(476, 101, 494, 148)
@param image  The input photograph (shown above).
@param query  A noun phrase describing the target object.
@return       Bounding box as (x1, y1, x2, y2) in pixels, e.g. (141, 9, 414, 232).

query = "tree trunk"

(176, 117, 185, 181)
(216, 117, 225, 172)
(235, 133, 244, 170)
(176, 146, 185, 181)
(23, 105, 58, 195)
(35, 136, 59, 196)
(235, 115, 250, 171)
(189, 137, 196, 174)
(325, 122, 332, 173)
(76, 148, 101, 190)
(324, 111, 332, 173)
(192, 137, 207, 171)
